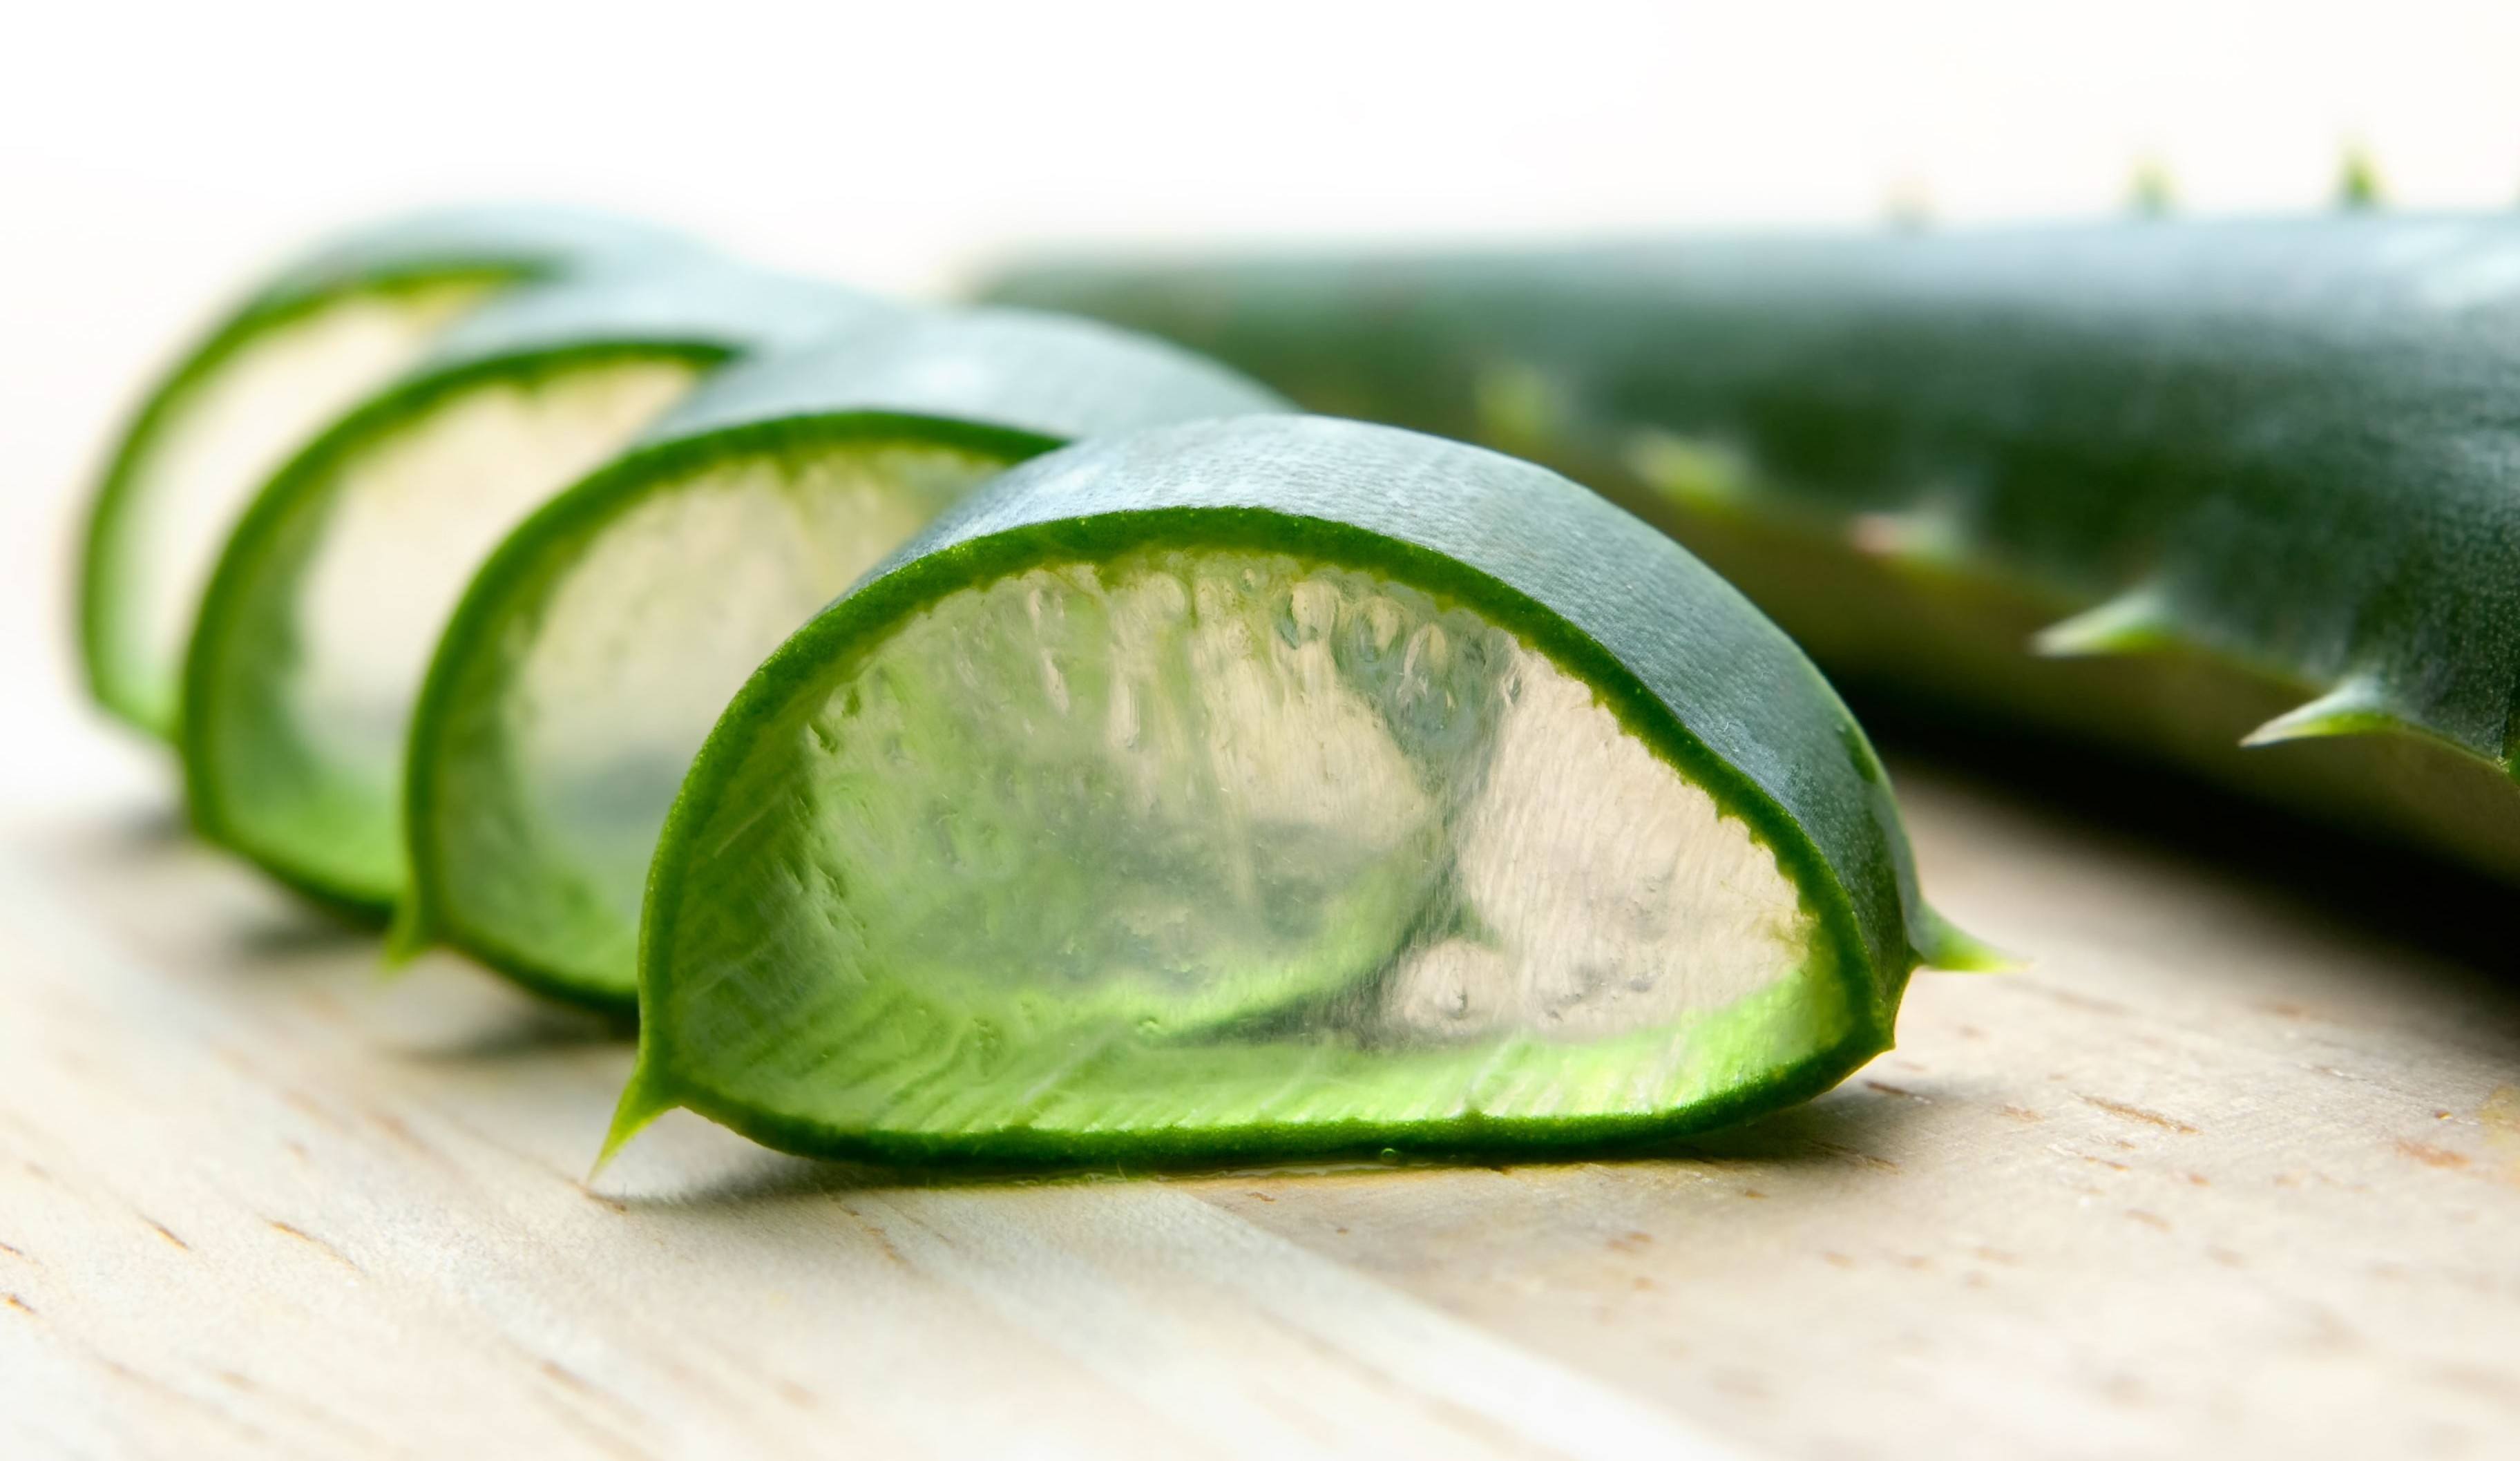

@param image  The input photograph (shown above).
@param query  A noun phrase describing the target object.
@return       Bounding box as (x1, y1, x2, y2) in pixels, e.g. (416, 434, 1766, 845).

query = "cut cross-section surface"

(89, 281, 504, 738)
(616, 416, 1981, 1167)
(399, 309, 1282, 1009)
(78, 206, 694, 737)
(181, 263, 881, 908)
(413, 440, 1003, 989)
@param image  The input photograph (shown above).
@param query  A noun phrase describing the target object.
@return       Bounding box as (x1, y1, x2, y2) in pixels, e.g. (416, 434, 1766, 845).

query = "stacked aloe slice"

(79, 209, 1985, 1167)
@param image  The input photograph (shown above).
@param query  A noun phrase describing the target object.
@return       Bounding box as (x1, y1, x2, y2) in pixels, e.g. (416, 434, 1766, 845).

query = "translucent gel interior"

(108, 278, 497, 732)
(267, 357, 702, 897)
(660, 548, 1833, 1140)
(442, 440, 1008, 986)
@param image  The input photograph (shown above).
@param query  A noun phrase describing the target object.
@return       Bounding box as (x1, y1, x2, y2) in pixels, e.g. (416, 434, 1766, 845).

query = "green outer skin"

(78, 206, 701, 736)
(400, 307, 1288, 1009)
(980, 218, 2520, 882)
(637, 306, 1285, 444)
(624, 414, 1965, 1167)
(180, 261, 890, 910)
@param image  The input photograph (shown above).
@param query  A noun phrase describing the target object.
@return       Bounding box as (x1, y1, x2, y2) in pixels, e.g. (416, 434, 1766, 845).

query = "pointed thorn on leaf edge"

(379, 901, 430, 971)
(2240, 676, 2407, 747)
(592, 1067, 675, 1181)
(1847, 508, 1972, 571)
(2030, 589, 2178, 658)
(1918, 910, 2024, 974)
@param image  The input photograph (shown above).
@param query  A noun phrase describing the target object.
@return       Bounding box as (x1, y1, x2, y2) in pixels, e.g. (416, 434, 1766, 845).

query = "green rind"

(400, 308, 1288, 1010)
(598, 1013, 1882, 1173)
(631, 415, 1947, 1165)
(638, 306, 1284, 444)
(77, 206, 699, 736)
(408, 259, 888, 376)
(180, 262, 886, 908)
(980, 218, 2520, 881)
(230, 207, 702, 321)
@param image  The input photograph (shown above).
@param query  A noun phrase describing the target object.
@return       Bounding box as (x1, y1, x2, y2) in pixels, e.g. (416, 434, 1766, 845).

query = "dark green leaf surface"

(983, 218, 2520, 879)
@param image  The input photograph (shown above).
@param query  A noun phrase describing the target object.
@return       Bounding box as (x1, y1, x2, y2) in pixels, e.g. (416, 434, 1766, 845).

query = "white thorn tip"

(2240, 677, 2398, 747)
(2030, 589, 2175, 658)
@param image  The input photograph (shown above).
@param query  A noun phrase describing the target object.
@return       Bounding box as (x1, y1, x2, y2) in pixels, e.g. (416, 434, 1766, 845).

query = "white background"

(6, 0, 2519, 801)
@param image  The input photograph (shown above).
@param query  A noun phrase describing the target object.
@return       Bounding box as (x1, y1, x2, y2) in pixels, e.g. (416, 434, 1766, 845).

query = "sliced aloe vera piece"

(399, 309, 1284, 1009)
(181, 262, 886, 909)
(613, 416, 1975, 1167)
(78, 207, 695, 737)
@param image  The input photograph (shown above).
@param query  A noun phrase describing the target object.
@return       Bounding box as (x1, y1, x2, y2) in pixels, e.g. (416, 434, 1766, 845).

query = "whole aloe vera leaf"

(982, 218, 2520, 881)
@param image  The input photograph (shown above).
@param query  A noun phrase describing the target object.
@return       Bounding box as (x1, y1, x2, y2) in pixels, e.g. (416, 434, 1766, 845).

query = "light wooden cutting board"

(2, 750, 2514, 1461)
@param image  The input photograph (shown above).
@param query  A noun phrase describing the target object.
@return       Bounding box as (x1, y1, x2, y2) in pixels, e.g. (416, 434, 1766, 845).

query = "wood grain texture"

(1, 762, 2517, 1461)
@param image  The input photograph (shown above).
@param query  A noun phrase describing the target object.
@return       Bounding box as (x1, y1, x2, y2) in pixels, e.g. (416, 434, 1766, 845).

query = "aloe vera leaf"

(611, 415, 1974, 1167)
(398, 309, 1285, 1009)
(78, 207, 697, 737)
(180, 260, 888, 909)
(981, 219, 2520, 880)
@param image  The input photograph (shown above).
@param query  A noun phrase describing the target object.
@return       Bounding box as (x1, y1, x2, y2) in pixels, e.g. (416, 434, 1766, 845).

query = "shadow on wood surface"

(1860, 694, 2520, 982)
